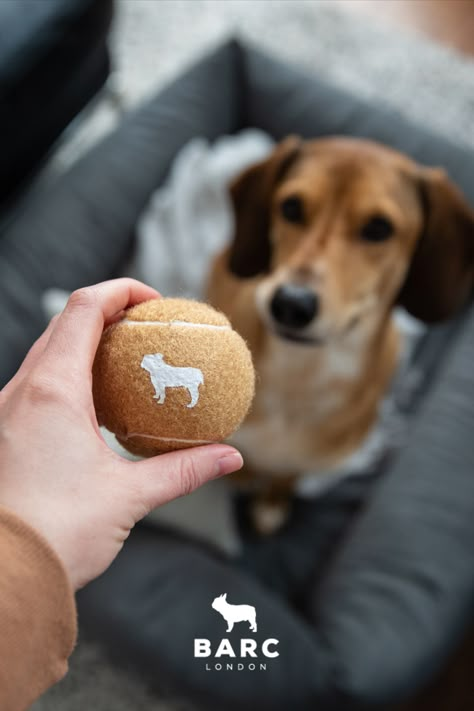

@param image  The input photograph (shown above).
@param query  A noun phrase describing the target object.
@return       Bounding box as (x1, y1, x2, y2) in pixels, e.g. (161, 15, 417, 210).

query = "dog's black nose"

(270, 284, 318, 329)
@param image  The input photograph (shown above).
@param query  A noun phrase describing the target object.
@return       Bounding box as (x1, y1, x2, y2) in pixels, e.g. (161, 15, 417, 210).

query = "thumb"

(129, 444, 243, 514)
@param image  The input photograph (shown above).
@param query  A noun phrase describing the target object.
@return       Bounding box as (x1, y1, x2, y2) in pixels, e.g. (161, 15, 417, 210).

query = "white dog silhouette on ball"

(141, 353, 204, 409)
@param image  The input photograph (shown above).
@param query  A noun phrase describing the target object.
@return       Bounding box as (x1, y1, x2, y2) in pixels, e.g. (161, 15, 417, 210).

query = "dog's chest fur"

(231, 326, 393, 476)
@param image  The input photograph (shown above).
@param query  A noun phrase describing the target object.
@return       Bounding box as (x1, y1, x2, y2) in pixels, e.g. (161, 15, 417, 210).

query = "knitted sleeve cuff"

(0, 504, 77, 711)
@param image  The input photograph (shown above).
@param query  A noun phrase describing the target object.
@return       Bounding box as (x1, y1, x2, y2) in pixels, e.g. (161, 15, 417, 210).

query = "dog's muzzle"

(270, 284, 318, 327)
(268, 284, 322, 344)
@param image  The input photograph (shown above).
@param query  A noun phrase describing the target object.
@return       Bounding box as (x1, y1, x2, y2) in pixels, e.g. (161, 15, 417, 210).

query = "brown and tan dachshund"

(207, 136, 474, 533)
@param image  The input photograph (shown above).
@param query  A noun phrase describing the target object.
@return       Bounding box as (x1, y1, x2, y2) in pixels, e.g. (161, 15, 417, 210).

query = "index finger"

(44, 279, 160, 375)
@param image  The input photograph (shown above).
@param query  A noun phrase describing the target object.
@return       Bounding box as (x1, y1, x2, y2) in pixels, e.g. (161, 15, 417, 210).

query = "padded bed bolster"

(309, 303, 474, 706)
(0, 40, 242, 387)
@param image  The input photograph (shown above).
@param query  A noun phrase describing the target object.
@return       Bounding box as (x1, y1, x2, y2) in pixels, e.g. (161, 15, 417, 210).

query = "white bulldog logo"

(141, 353, 204, 408)
(212, 593, 257, 633)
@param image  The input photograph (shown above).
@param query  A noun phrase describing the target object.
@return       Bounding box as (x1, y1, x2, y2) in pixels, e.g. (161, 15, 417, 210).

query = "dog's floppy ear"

(228, 136, 302, 277)
(398, 168, 474, 322)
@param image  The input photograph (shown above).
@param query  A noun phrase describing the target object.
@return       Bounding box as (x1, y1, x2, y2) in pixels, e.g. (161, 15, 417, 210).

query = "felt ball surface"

(92, 298, 255, 456)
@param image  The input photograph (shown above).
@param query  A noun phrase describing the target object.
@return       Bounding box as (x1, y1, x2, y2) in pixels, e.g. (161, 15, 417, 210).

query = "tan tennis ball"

(92, 298, 255, 457)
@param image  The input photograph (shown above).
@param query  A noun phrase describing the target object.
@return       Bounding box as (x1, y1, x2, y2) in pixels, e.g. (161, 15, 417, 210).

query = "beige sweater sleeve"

(0, 505, 77, 711)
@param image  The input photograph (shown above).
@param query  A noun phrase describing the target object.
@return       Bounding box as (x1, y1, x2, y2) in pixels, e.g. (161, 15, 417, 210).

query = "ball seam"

(120, 320, 231, 331)
(123, 432, 216, 445)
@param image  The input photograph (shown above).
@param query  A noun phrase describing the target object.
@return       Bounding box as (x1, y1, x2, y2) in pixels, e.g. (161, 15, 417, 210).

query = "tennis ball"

(92, 298, 255, 457)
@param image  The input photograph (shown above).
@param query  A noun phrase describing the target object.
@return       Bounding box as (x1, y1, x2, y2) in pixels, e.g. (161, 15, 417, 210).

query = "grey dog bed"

(1, 40, 474, 710)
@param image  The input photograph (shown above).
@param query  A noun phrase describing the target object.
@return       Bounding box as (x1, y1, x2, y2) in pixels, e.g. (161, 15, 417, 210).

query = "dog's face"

(228, 137, 474, 344)
(257, 140, 424, 344)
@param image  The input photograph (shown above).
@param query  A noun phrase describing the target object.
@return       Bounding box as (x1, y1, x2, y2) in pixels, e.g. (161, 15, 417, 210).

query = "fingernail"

(215, 451, 244, 477)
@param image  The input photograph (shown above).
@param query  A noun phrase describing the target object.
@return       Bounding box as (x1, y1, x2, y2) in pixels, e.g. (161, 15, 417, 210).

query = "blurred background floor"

(53, 0, 474, 178)
(33, 1, 474, 710)
(336, 0, 474, 57)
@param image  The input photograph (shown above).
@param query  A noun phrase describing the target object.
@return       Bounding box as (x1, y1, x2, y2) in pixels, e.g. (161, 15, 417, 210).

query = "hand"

(0, 279, 243, 590)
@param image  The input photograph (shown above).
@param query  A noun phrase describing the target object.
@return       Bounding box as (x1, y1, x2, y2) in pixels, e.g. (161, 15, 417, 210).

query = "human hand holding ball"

(0, 280, 249, 591)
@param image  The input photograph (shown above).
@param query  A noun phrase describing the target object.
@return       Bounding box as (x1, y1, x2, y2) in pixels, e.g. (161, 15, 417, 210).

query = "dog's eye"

(360, 215, 394, 242)
(280, 196, 304, 224)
